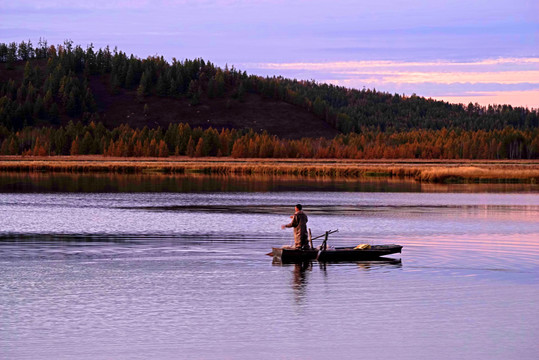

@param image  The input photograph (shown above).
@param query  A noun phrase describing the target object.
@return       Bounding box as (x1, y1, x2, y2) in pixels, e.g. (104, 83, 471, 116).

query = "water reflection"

(1, 172, 538, 193)
(318, 258, 403, 271)
(272, 260, 312, 304)
(0, 172, 419, 193)
(292, 261, 311, 304)
(274, 258, 403, 304)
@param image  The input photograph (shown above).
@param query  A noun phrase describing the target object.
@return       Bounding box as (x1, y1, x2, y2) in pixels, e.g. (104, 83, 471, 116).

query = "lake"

(0, 174, 538, 359)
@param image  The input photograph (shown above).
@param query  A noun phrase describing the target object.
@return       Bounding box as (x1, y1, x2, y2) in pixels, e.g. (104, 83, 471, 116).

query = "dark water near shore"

(2, 172, 539, 193)
(1, 174, 538, 359)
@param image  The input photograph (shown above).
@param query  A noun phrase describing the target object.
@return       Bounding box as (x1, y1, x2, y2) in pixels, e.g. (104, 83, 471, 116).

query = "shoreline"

(1, 156, 539, 183)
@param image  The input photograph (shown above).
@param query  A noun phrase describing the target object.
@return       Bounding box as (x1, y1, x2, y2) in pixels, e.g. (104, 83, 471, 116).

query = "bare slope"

(89, 76, 338, 139)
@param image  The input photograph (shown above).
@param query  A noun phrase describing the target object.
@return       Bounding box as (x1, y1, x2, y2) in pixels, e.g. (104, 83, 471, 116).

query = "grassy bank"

(0, 156, 538, 183)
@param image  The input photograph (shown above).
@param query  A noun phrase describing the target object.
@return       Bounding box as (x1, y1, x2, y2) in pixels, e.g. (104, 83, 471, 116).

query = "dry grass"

(0, 156, 538, 183)
(417, 166, 539, 183)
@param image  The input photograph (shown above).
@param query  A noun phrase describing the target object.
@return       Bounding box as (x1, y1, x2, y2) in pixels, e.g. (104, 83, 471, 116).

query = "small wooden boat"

(271, 244, 402, 263)
(270, 229, 402, 263)
(316, 244, 403, 262)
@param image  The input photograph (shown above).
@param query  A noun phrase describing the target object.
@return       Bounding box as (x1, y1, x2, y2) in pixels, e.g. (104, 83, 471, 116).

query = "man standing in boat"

(281, 204, 309, 249)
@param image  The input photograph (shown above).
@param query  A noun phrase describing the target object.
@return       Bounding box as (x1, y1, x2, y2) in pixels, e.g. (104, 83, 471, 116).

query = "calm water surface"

(0, 174, 538, 359)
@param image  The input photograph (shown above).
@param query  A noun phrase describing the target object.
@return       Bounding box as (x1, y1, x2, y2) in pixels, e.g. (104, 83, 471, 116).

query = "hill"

(88, 80, 337, 140)
(0, 46, 336, 139)
(1, 40, 538, 139)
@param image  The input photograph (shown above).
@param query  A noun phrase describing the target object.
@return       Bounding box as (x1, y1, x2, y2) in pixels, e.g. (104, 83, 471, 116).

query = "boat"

(271, 244, 402, 263)
(270, 229, 402, 263)
(316, 244, 403, 262)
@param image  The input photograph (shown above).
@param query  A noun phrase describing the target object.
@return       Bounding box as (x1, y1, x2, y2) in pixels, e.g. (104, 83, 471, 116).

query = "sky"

(1, 0, 538, 108)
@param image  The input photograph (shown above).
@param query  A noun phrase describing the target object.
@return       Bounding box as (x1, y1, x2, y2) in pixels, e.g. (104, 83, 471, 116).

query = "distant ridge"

(0, 40, 538, 138)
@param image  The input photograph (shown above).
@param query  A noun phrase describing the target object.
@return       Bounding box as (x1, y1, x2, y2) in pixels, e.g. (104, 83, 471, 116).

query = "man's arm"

(282, 214, 298, 229)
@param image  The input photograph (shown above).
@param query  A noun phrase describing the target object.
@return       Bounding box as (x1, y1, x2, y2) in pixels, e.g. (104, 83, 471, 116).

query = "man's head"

(295, 204, 302, 212)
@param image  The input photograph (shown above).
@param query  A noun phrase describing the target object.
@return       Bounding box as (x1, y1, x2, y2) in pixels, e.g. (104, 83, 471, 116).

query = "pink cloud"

(258, 58, 539, 71)
(433, 90, 539, 108)
(250, 58, 539, 108)
(330, 70, 539, 85)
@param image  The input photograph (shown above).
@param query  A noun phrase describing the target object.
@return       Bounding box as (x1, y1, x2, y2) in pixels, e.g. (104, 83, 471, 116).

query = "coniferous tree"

(110, 74, 121, 95)
(125, 61, 135, 89)
(186, 136, 195, 157)
(207, 78, 216, 99)
(6, 42, 17, 70)
(65, 89, 81, 117)
(0, 43, 7, 62)
(157, 139, 168, 157)
(8, 137, 19, 155)
(84, 88, 97, 113)
(23, 61, 33, 85)
(236, 81, 245, 102)
(215, 71, 225, 97)
(48, 103, 59, 123)
(70, 136, 80, 155)
(156, 73, 169, 97)
(33, 95, 45, 119)
(194, 137, 205, 157)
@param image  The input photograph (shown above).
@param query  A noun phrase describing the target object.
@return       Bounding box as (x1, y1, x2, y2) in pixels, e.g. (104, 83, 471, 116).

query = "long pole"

(310, 229, 338, 241)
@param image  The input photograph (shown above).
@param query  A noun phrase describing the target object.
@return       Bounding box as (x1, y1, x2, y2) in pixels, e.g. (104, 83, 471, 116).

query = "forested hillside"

(1, 40, 538, 159)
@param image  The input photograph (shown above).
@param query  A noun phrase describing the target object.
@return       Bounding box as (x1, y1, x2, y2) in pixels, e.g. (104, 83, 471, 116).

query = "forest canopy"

(0, 40, 538, 159)
(1, 121, 537, 160)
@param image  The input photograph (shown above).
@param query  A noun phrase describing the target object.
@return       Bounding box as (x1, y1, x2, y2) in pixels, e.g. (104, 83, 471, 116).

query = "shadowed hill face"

(1, 59, 338, 139)
(88, 76, 339, 140)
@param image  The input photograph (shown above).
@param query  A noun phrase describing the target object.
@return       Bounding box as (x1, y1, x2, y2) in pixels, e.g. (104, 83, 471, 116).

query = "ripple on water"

(1, 191, 539, 359)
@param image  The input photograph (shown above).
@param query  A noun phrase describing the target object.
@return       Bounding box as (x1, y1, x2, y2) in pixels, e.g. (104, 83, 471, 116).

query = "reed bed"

(417, 166, 539, 183)
(0, 157, 538, 183)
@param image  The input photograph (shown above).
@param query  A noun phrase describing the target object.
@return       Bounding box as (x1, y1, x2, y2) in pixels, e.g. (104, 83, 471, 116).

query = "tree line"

(1, 121, 537, 159)
(1, 40, 538, 135)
